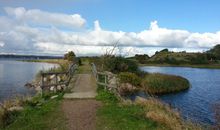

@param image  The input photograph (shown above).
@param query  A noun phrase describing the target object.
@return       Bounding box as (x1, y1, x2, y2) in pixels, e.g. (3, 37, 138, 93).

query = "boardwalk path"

(61, 62, 101, 130)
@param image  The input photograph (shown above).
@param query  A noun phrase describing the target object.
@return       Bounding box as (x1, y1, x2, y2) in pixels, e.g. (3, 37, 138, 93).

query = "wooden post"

(104, 74, 107, 89)
(41, 74, 44, 96)
(41, 74, 44, 88)
(55, 74, 58, 91)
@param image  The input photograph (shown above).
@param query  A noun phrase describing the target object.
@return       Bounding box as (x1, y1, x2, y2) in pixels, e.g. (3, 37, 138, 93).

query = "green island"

(1, 50, 218, 130)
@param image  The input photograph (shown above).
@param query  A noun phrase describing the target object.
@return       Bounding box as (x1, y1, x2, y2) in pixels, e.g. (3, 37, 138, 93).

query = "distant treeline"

(0, 54, 63, 60)
(130, 44, 220, 65)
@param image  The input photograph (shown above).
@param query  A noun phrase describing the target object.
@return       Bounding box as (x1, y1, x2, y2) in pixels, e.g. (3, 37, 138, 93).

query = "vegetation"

(130, 45, 220, 68)
(96, 87, 166, 130)
(207, 44, 220, 60)
(96, 86, 202, 130)
(0, 93, 66, 130)
(134, 54, 150, 64)
(118, 72, 141, 86)
(213, 102, 220, 130)
(64, 51, 76, 62)
(142, 73, 190, 94)
(104, 56, 139, 74)
(135, 97, 203, 130)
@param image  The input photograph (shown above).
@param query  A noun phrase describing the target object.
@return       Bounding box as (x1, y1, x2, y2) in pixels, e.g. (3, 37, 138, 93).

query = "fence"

(91, 63, 109, 88)
(40, 63, 78, 91)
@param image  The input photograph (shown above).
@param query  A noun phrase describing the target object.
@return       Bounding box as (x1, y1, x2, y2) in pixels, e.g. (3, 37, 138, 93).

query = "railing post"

(105, 74, 107, 89)
(41, 74, 44, 96)
(55, 74, 58, 91)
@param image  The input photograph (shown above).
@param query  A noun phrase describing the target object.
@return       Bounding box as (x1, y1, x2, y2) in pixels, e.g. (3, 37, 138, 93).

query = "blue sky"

(1, 0, 220, 32)
(0, 0, 220, 56)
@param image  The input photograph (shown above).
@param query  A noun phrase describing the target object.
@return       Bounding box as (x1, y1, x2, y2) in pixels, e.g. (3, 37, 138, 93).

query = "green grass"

(142, 73, 190, 94)
(77, 59, 91, 74)
(95, 87, 166, 130)
(3, 94, 66, 130)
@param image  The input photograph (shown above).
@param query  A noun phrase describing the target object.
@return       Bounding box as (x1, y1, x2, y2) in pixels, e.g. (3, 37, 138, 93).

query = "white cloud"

(0, 42, 5, 47)
(0, 7, 220, 56)
(4, 7, 86, 29)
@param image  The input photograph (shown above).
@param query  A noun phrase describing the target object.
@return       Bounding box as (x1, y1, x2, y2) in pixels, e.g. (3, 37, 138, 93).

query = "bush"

(104, 56, 139, 73)
(64, 51, 76, 62)
(142, 73, 190, 94)
(118, 72, 141, 86)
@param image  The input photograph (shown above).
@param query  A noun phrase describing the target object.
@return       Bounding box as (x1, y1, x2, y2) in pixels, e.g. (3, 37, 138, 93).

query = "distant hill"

(130, 44, 220, 65)
(0, 54, 63, 60)
(147, 49, 208, 64)
(206, 45, 220, 60)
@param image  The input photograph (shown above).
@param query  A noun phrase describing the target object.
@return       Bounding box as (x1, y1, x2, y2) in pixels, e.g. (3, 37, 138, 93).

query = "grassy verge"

(96, 86, 203, 130)
(2, 93, 66, 130)
(140, 63, 220, 69)
(95, 86, 167, 130)
(19, 59, 65, 64)
(142, 73, 190, 94)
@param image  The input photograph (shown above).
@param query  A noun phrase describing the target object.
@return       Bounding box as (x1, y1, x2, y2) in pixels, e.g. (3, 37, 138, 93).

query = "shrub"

(142, 73, 190, 94)
(118, 72, 141, 86)
(104, 56, 139, 73)
(64, 51, 76, 62)
(134, 54, 150, 64)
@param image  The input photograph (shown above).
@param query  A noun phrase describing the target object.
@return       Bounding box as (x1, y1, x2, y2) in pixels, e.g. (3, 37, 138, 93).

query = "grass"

(96, 86, 204, 130)
(77, 59, 91, 74)
(135, 97, 203, 130)
(3, 93, 66, 130)
(95, 86, 166, 130)
(142, 73, 190, 94)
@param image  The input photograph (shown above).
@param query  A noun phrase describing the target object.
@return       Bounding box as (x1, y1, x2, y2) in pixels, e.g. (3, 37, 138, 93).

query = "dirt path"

(62, 99, 101, 130)
(61, 62, 101, 130)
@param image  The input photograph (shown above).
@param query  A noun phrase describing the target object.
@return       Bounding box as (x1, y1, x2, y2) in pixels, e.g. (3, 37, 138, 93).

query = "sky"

(0, 0, 220, 56)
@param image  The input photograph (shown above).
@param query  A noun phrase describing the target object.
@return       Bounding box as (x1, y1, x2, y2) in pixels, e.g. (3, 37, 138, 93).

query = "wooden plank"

(97, 82, 108, 87)
(41, 82, 68, 88)
(41, 71, 68, 75)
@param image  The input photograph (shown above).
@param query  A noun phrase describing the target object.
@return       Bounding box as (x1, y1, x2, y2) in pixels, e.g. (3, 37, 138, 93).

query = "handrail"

(91, 63, 109, 88)
(40, 63, 78, 91)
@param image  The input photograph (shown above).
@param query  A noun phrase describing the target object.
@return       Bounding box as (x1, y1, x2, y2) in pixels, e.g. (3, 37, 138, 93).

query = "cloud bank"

(0, 7, 220, 56)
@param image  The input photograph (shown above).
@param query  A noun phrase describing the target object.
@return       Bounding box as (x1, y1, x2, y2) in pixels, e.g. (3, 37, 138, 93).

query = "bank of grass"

(20, 59, 66, 64)
(2, 93, 66, 130)
(95, 86, 167, 130)
(135, 97, 203, 130)
(96, 86, 203, 130)
(142, 73, 190, 94)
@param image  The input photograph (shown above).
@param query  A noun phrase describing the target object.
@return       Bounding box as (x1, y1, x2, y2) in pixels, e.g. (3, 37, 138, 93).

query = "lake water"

(141, 66, 220, 125)
(0, 60, 58, 102)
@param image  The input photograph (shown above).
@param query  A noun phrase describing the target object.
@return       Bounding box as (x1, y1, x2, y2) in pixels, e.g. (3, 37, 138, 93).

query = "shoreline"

(139, 63, 220, 69)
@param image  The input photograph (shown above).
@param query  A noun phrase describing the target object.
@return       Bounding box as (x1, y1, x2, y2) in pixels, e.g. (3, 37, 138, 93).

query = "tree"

(135, 54, 150, 64)
(207, 44, 220, 60)
(64, 51, 76, 62)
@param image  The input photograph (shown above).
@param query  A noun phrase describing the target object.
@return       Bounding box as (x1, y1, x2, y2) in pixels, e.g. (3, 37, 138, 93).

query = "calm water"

(141, 66, 220, 125)
(0, 60, 57, 102)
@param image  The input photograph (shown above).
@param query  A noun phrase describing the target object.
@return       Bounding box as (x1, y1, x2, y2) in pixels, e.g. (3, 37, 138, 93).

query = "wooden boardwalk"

(63, 74, 97, 99)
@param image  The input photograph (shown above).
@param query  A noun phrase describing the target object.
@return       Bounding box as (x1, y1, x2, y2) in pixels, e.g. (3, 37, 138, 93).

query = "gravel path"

(62, 99, 101, 130)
